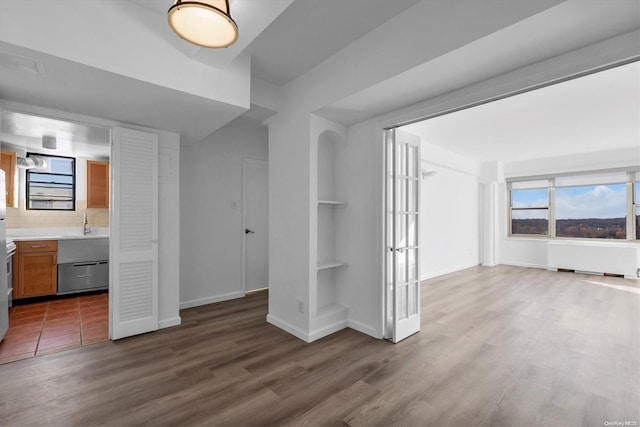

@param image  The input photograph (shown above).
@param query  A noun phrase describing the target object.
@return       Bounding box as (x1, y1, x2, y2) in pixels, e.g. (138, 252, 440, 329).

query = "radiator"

(547, 242, 639, 279)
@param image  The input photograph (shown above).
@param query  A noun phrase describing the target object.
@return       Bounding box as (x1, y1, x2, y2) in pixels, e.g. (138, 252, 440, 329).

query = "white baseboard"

(308, 320, 348, 342)
(158, 316, 181, 329)
(348, 319, 382, 339)
(500, 261, 547, 270)
(266, 314, 311, 343)
(420, 262, 480, 281)
(180, 291, 244, 310)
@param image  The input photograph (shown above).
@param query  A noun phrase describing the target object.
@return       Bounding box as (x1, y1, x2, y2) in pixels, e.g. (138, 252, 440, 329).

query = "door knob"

(245, 229, 255, 234)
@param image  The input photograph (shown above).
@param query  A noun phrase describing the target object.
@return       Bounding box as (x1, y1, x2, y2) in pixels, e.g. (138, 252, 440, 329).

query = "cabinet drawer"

(17, 240, 58, 253)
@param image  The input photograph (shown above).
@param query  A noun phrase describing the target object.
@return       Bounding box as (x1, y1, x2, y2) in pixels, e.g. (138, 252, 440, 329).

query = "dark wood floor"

(0, 265, 638, 426)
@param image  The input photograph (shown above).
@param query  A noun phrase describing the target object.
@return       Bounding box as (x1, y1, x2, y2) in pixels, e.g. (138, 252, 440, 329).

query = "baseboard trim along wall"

(420, 262, 481, 281)
(308, 320, 348, 343)
(266, 314, 311, 342)
(180, 291, 244, 310)
(499, 261, 547, 270)
(347, 319, 382, 339)
(158, 317, 182, 329)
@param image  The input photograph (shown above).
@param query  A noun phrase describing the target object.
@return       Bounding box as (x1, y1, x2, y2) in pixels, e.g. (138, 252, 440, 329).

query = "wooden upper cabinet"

(87, 160, 109, 208)
(0, 150, 17, 207)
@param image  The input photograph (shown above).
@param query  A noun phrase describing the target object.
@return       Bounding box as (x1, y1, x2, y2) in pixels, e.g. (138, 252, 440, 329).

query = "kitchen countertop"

(10, 234, 109, 242)
(7, 227, 110, 242)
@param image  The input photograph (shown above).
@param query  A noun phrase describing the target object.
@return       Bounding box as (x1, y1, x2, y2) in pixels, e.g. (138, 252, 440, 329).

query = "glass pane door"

(384, 128, 421, 343)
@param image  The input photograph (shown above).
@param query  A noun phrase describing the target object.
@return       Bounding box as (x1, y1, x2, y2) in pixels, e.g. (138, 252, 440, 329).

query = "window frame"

(508, 170, 638, 241)
(508, 182, 552, 237)
(25, 152, 76, 211)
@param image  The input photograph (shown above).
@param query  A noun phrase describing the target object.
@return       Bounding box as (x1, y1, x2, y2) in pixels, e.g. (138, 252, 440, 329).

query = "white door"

(110, 127, 159, 340)
(385, 128, 421, 343)
(243, 159, 268, 292)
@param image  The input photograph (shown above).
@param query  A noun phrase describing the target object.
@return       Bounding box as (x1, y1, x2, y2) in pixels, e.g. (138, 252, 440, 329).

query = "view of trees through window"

(510, 174, 638, 240)
(511, 188, 549, 235)
(556, 184, 626, 239)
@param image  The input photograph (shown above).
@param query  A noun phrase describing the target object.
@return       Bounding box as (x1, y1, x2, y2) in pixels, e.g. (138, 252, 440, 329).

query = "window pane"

(636, 207, 640, 240)
(28, 173, 74, 185)
(512, 209, 549, 235)
(556, 184, 626, 239)
(26, 154, 75, 211)
(512, 189, 549, 208)
(49, 157, 74, 175)
(636, 181, 639, 204)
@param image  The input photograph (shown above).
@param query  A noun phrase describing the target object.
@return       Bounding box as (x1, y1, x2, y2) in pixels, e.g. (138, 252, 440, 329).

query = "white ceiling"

(244, 0, 423, 86)
(402, 61, 640, 163)
(0, 0, 425, 143)
(0, 40, 246, 144)
(1, 110, 110, 158)
(0, 0, 638, 151)
(128, 0, 296, 71)
(318, 0, 640, 125)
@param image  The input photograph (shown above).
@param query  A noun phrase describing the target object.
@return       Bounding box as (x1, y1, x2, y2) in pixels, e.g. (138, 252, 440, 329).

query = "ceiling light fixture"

(167, 0, 239, 48)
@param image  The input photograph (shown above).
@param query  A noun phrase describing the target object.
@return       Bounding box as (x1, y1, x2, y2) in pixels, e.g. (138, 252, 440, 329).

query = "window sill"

(508, 236, 639, 246)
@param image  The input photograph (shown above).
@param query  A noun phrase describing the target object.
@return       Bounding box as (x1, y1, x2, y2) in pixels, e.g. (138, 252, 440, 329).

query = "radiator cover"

(547, 241, 639, 279)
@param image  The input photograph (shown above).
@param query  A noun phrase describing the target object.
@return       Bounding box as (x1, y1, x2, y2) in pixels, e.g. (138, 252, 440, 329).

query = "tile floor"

(0, 292, 108, 364)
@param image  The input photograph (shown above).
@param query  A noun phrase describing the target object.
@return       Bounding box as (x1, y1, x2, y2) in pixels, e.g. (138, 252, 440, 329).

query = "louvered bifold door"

(110, 127, 159, 340)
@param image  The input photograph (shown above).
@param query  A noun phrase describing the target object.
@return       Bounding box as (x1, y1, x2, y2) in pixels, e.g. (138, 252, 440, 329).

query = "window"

(26, 153, 76, 210)
(510, 180, 550, 236)
(556, 184, 626, 239)
(509, 171, 637, 240)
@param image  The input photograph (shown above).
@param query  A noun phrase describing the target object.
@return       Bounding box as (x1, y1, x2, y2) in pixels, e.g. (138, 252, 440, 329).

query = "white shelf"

(317, 261, 348, 271)
(318, 200, 347, 206)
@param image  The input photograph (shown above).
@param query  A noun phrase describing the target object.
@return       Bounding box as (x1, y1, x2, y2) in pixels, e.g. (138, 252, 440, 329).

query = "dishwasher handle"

(72, 262, 99, 267)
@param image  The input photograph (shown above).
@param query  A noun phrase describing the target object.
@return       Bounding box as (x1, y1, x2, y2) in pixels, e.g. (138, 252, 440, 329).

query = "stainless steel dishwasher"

(57, 238, 109, 295)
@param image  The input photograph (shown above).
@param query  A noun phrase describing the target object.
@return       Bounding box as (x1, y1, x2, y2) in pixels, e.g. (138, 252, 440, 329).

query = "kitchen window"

(26, 153, 76, 210)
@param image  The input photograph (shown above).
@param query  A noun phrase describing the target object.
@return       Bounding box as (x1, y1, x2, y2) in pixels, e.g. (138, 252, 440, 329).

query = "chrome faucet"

(83, 211, 90, 235)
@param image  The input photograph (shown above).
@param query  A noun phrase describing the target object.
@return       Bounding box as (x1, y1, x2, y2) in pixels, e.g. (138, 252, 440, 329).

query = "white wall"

(180, 116, 268, 308)
(265, 110, 312, 338)
(156, 129, 181, 328)
(420, 141, 480, 279)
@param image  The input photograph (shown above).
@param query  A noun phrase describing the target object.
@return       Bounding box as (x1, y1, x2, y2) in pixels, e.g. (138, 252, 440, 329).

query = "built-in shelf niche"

(316, 128, 347, 320)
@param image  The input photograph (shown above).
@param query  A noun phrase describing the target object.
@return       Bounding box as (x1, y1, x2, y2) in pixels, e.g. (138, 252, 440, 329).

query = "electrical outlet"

(298, 300, 304, 314)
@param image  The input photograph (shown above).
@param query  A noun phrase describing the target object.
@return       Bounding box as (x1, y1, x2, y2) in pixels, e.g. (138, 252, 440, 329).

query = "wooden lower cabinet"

(16, 240, 58, 299)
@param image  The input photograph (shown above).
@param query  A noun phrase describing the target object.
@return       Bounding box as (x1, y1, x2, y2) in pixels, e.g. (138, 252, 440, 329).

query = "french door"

(385, 128, 421, 343)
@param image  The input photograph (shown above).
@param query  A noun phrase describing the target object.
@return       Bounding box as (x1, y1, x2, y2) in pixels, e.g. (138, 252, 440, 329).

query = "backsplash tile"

(7, 199, 109, 228)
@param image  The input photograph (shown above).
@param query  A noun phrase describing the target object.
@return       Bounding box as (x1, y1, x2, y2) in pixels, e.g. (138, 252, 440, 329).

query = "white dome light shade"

(168, 0, 238, 48)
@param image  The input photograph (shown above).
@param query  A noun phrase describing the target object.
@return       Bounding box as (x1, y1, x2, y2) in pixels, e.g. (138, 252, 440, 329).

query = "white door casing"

(110, 127, 159, 340)
(385, 128, 421, 343)
(242, 159, 269, 292)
